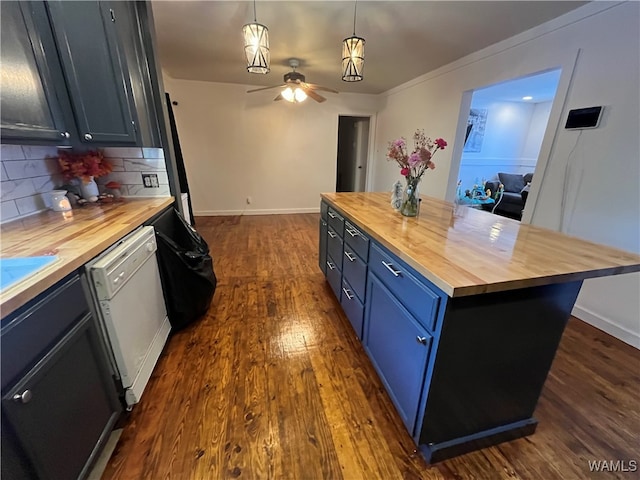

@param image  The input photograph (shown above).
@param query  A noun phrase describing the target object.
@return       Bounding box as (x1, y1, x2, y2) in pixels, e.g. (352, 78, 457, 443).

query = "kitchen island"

(319, 192, 640, 462)
(0, 196, 173, 317)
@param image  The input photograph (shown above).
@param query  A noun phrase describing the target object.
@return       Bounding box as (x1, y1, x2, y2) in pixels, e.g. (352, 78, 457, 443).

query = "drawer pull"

(328, 211, 337, 219)
(326, 261, 336, 270)
(346, 228, 359, 237)
(382, 261, 402, 277)
(328, 231, 337, 238)
(344, 251, 356, 262)
(13, 390, 33, 404)
(342, 287, 354, 300)
(416, 336, 428, 345)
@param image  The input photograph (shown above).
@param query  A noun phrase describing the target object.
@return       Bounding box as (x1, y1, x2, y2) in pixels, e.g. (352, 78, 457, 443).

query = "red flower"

(435, 138, 447, 149)
(400, 167, 410, 177)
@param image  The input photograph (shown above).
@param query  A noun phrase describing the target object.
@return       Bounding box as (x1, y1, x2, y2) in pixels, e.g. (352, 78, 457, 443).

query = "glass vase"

(400, 177, 421, 217)
(79, 176, 99, 202)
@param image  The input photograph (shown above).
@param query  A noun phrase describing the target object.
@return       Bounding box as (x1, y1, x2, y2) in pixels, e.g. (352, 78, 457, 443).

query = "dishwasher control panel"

(89, 226, 158, 300)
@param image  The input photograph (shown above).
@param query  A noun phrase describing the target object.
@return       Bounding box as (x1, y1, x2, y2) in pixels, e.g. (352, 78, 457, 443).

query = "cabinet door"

(2, 316, 120, 480)
(0, 1, 73, 144)
(364, 274, 432, 433)
(319, 218, 328, 275)
(110, 1, 161, 147)
(46, 0, 138, 145)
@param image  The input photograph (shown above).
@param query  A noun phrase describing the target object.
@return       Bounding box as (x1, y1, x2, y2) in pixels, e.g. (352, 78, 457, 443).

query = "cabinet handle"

(342, 287, 354, 300)
(344, 251, 356, 262)
(328, 231, 337, 239)
(321, 220, 327, 226)
(84, 133, 93, 141)
(416, 336, 428, 345)
(12, 390, 33, 404)
(382, 261, 402, 277)
(346, 228, 359, 237)
(328, 211, 337, 219)
(326, 261, 335, 270)
(60, 131, 70, 138)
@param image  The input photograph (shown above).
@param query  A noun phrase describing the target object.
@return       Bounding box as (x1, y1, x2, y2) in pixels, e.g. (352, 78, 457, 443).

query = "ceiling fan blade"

(301, 86, 326, 103)
(303, 82, 339, 94)
(274, 93, 284, 101)
(247, 84, 286, 93)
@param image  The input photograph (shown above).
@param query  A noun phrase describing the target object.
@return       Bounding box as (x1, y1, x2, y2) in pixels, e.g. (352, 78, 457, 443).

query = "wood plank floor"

(102, 214, 640, 480)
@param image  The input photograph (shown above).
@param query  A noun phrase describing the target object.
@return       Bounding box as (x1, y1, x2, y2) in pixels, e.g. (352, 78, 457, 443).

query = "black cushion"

(523, 172, 534, 184)
(498, 173, 525, 193)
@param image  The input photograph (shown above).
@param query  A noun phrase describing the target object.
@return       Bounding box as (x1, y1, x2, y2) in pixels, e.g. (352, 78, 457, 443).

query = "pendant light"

(342, 0, 364, 82)
(242, 0, 270, 74)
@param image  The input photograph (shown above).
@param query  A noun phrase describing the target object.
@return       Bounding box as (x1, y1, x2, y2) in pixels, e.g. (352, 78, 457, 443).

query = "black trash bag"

(153, 208, 216, 330)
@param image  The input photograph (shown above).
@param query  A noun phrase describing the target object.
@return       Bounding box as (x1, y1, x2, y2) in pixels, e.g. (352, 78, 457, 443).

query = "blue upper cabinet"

(0, 1, 75, 145)
(46, 1, 138, 145)
(1, 1, 161, 147)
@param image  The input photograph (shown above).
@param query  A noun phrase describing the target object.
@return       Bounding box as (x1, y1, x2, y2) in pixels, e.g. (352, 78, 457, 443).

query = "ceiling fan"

(246, 59, 338, 103)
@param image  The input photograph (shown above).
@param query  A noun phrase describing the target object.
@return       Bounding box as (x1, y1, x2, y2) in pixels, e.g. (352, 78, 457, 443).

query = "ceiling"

(152, 1, 587, 95)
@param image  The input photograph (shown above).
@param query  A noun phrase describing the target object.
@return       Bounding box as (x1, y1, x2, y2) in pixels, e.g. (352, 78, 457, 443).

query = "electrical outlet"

(246, 196, 252, 205)
(141, 173, 159, 188)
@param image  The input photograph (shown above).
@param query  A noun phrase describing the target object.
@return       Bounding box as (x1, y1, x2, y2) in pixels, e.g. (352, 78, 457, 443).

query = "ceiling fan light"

(342, 36, 365, 82)
(242, 22, 270, 74)
(281, 87, 295, 102)
(294, 88, 307, 102)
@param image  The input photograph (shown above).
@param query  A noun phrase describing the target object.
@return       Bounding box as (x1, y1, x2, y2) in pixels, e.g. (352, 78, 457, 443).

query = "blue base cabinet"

(364, 275, 432, 432)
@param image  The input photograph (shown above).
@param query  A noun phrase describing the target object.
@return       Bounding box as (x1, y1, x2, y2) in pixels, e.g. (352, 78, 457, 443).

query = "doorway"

(454, 69, 562, 220)
(336, 116, 370, 192)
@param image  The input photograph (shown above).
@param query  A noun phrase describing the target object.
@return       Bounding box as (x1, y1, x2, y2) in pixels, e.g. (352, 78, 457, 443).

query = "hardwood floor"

(102, 214, 640, 480)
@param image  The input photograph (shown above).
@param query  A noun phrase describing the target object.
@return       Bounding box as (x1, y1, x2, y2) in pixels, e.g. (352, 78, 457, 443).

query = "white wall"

(372, 2, 640, 347)
(163, 76, 379, 215)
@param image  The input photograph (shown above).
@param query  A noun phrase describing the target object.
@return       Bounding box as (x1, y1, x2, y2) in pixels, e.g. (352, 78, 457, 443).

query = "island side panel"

(418, 280, 582, 461)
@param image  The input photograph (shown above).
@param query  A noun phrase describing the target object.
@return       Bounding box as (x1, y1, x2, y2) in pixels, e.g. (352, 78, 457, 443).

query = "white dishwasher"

(85, 226, 171, 409)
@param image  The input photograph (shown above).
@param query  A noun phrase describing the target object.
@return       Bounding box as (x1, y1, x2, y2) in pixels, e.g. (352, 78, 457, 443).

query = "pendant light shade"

(243, 1, 270, 74)
(342, 0, 364, 82)
(342, 36, 365, 82)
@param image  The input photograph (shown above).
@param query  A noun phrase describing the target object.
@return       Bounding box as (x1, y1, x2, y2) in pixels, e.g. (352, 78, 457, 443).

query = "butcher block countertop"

(0, 197, 174, 317)
(321, 192, 640, 297)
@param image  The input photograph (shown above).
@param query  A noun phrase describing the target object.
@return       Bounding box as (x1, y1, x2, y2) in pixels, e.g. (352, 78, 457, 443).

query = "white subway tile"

(21, 145, 58, 160)
(3, 159, 61, 180)
(107, 158, 125, 171)
(126, 185, 171, 197)
(1, 164, 8, 182)
(1, 145, 26, 161)
(32, 174, 65, 193)
(0, 179, 37, 201)
(1, 200, 20, 222)
(100, 171, 144, 185)
(16, 194, 47, 215)
(123, 158, 166, 172)
(102, 147, 143, 158)
(142, 148, 164, 159)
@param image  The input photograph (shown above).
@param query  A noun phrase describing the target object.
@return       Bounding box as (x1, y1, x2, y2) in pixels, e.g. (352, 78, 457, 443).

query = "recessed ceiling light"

(522, 96, 533, 101)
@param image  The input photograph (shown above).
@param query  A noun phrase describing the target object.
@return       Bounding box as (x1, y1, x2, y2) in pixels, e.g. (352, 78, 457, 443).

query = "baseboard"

(194, 207, 320, 216)
(572, 304, 640, 349)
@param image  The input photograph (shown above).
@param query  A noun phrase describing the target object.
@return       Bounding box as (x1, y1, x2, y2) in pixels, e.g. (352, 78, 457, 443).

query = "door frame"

(336, 112, 377, 192)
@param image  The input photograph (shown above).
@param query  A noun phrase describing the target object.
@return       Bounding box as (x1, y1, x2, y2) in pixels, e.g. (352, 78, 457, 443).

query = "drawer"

(1, 274, 88, 392)
(345, 221, 370, 261)
(319, 218, 328, 275)
(320, 201, 328, 220)
(340, 279, 364, 339)
(327, 207, 344, 237)
(327, 227, 343, 271)
(326, 254, 342, 301)
(342, 244, 367, 301)
(369, 244, 440, 332)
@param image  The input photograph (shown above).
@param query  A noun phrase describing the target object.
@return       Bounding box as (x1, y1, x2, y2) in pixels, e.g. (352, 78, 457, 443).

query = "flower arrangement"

(387, 130, 447, 216)
(57, 150, 112, 184)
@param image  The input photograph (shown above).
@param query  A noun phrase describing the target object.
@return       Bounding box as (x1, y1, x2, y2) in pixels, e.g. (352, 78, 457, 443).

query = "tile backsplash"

(1, 145, 168, 224)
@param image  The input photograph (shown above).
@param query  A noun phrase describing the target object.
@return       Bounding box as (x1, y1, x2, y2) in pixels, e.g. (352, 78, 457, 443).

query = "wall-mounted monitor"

(565, 106, 603, 129)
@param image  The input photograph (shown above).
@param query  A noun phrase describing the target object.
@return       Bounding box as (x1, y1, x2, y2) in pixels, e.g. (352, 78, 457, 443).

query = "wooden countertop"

(321, 192, 640, 297)
(0, 197, 174, 316)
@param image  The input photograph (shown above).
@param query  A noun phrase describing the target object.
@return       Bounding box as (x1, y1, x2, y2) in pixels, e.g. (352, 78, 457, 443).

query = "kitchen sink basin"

(0, 256, 59, 292)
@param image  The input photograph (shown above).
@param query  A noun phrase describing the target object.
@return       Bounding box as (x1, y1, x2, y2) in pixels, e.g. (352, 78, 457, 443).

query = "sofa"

(485, 172, 533, 219)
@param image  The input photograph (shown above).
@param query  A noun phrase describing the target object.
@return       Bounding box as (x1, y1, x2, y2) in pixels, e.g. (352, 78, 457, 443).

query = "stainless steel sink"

(0, 256, 59, 292)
